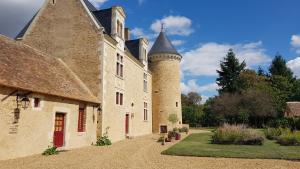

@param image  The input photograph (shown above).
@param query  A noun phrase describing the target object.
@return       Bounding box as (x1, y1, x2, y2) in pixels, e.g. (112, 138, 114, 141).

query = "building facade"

(0, 0, 182, 160)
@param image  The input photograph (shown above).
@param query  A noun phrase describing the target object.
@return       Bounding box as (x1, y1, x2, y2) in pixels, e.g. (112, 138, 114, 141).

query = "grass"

(162, 132, 300, 160)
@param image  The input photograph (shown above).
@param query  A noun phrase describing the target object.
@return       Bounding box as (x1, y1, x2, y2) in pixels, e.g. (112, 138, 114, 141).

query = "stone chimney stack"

(125, 28, 130, 41)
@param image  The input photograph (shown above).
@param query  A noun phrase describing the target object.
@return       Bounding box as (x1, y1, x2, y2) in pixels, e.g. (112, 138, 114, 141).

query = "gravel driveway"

(0, 131, 299, 169)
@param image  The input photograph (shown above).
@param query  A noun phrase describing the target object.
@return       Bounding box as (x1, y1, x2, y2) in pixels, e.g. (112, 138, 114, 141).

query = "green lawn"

(162, 132, 300, 160)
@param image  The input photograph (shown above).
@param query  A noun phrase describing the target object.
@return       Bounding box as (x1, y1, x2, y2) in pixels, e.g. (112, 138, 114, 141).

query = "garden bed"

(162, 132, 300, 160)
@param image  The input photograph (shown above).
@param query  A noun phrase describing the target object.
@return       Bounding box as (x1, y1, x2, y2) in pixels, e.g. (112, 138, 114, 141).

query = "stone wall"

(150, 55, 182, 133)
(0, 86, 97, 160)
(22, 0, 102, 98)
(101, 38, 152, 142)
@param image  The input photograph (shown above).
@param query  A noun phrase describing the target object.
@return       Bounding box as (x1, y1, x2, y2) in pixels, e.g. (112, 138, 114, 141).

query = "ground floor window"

(144, 102, 148, 121)
(78, 106, 86, 132)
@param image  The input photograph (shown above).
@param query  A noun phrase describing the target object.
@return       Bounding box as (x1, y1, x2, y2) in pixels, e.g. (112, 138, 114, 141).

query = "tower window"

(176, 102, 178, 107)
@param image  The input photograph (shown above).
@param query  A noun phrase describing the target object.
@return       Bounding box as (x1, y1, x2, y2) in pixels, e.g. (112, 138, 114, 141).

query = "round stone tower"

(149, 29, 182, 133)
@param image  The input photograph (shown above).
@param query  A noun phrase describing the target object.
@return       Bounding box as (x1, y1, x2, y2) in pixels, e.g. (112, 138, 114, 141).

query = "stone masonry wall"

(22, 0, 102, 98)
(150, 56, 182, 133)
(0, 86, 97, 160)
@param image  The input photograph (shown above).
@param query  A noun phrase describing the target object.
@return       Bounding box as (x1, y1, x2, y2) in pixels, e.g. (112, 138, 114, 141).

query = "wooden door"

(125, 114, 129, 134)
(53, 113, 65, 147)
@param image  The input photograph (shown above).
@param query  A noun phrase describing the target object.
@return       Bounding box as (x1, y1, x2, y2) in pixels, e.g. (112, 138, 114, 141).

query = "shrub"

(295, 118, 300, 130)
(263, 127, 289, 140)
(179, 127, 189, 134)
(212, 124, 264, 145)
(277, 131, 300, 146)
(42, 146, 58, 156)
(96, 127, 112, 146)
(96, 135, 112, 146)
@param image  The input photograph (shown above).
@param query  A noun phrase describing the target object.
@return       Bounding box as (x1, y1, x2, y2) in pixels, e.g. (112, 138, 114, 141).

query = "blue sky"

(1, 0, 300, 102)
(96, 0, 300, 101)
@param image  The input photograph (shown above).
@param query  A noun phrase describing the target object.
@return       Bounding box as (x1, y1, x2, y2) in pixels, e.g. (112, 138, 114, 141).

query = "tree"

(269, 54, 294, 80)
(257, 66, 265, 76)
(168, 114, 179, 129)
(216, 49, 246, 94)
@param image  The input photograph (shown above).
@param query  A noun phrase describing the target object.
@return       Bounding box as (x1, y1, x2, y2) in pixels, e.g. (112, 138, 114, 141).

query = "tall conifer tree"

(216, 49, 246, 94)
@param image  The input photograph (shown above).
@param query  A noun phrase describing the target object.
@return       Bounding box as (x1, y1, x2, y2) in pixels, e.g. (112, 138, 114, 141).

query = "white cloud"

(181, 41, 271, 76)
(150, 15, 194, 36)
(291, 34, 300, 54)
(287, 57, 300, 77)
(181, 80, 218, 94)
(171, 40, 185, 46)
(131, 27, 155, 39)
(89, 0, 108, 8)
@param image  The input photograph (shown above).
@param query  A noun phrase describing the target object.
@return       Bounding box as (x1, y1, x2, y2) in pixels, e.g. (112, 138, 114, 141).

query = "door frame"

(53, 112, 66, 148)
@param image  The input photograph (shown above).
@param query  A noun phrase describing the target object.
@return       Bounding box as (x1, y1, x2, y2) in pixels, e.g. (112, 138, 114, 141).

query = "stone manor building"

(0, 0, 182, 160)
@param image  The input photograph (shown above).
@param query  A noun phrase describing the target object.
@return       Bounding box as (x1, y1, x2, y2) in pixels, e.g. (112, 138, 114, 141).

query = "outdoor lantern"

(21, 97, 30, 109)
(97, 104, 102, 115)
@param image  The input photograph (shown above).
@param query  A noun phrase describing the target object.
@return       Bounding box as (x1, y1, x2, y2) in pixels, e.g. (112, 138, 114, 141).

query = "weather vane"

(161, 23, 165, 32)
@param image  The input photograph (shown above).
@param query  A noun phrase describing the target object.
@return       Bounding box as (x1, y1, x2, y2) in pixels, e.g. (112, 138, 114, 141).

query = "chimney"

(125, 28, 130, 41)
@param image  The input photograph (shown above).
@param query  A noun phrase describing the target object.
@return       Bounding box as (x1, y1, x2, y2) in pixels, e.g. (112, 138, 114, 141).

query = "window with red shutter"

(78, 107, 86, 132)
(34, 98, 40, 108)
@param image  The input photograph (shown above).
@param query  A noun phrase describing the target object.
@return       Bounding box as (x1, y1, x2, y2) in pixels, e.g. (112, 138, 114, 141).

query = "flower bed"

(212, 124, 264, 145)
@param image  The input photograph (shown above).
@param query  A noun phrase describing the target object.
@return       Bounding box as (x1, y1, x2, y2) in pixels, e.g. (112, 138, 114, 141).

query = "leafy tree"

(168, 114, 179, 129)
(217, 49, 246, 94)
(257, 66, 265, 76)
(269, 54, 294, 80)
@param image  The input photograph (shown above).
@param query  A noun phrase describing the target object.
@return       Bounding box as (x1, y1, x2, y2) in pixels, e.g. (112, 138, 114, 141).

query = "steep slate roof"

(92, 8, 112, 34)
(148, 31, 180, 56)
(125, 39, 140, 60)
(285, 102, 300, 117)
(0, 35, 98, 103)
(83, 0, 98, 11)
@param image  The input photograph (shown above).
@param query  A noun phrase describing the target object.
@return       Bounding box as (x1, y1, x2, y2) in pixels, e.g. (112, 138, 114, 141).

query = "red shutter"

(78, 108, 86, 132)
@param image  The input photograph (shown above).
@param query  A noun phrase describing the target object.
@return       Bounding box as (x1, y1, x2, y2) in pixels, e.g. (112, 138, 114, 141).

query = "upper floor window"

(116, 92, 123, 105)
(116, 54, 123, 78)
(117, 20, 123, 38)
(144, 102, 148, 121)
(142, 48, 147, 61)
(78, 106, 86, 132)
(143, 73, 147, 92)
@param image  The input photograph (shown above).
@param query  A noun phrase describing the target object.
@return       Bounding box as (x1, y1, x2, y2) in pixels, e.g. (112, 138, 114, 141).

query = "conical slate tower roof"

(148, 31, 180, 56)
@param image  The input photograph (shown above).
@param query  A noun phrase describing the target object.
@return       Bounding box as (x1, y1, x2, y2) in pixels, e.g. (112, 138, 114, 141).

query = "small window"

(144, 102, 148, 121)
(34, 98, 40, 108)
(116, 92, 123, 105)
(143, 73, 147, 92)
(116, 92, 119, 104)
(78, 107, 86, 132)
(176, 102, 178, 107)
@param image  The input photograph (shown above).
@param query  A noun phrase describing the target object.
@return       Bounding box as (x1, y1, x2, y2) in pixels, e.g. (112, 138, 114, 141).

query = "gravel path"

(0, 130, 299, 169)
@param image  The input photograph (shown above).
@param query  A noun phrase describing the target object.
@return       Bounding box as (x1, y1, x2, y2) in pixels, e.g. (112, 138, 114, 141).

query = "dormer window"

(117, 20, 123, 38)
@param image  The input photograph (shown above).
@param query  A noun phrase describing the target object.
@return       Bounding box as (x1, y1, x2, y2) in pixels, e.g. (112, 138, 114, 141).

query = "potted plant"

(175, 132, 181, 140)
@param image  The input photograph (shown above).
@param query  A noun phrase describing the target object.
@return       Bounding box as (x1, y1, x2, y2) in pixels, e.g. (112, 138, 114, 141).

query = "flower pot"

(175, 133, 181, 140)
